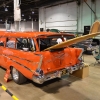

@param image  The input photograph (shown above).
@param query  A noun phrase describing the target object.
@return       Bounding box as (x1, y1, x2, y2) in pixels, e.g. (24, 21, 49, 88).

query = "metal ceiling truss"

(0, 0, 78, 24)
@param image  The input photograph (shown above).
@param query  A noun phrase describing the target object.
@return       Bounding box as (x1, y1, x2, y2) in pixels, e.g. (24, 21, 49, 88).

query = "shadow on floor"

(0, 66, 82, 94)
(24, 74, 82, 94)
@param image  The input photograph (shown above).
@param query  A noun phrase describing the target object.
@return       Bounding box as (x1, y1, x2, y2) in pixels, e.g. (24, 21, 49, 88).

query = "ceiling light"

(22, 14, 24, 16)
(5, 8, 8, 11)
(6, 6, 9, 7)
(32, 11, 34, 14)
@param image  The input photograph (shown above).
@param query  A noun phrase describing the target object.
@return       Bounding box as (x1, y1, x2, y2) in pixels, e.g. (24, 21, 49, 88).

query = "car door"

(1, 37, 16, 68)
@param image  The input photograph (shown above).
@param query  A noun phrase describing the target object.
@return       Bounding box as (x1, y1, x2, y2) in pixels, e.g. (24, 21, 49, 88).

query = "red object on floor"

(4, 69, 10, 82)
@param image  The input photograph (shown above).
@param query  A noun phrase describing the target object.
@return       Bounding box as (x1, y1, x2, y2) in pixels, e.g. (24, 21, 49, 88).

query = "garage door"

(45, 2, 77, 32)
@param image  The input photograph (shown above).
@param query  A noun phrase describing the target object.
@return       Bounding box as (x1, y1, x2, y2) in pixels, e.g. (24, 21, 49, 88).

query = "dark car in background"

(74, 39, 93, 54)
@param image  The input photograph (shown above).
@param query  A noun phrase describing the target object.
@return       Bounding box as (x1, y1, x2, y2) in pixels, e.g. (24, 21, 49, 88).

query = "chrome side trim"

(34, 53, 43, 69)
(1, 54, 33, 72)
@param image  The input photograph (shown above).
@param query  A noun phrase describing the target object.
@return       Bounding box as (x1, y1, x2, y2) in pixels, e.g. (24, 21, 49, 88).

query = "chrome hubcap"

(12, 68, 19, 80)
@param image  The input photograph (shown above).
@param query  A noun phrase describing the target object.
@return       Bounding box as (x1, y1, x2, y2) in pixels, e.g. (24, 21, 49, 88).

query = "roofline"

(0, 31, 75, 38)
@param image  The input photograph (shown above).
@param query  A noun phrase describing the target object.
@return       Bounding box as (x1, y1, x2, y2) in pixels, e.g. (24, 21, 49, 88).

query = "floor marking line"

(0, 82, 19, 100)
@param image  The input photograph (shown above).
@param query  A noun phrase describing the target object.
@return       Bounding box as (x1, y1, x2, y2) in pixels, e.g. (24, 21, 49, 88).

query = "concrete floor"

(0, 55, 100, 100)
(0, 88, 12, 100)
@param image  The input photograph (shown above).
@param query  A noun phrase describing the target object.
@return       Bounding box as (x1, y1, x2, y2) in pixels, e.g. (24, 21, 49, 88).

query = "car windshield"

(37, 35, 75, 51)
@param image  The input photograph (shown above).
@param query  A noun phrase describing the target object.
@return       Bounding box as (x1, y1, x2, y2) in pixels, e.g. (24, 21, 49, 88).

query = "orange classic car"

(0, 21, 100, 84)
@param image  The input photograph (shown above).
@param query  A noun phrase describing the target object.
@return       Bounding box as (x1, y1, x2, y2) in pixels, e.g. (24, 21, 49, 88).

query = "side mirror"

(0, 42, 4, 46)
(22, 47, 29, 51)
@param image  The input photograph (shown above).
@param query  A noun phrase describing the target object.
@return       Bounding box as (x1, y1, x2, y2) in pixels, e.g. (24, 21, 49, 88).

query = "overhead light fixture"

(32, 11, 34, 14)
(22, 14, 24, 16)
(5, 7, 8, 11)
(6, 6, 9, 7)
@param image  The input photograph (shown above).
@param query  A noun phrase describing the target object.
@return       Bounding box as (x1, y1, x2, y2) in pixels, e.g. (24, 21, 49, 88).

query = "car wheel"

(11, 67, 27, 84)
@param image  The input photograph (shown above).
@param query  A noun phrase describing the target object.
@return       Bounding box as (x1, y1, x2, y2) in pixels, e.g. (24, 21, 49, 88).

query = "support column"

(14, 0, 21, 32)
(5, 20, 7, 31)
(32, 18, 34, 32)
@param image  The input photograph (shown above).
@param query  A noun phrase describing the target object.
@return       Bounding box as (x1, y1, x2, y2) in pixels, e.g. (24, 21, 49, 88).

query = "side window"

(0, 37, 5, 46)
(16, 38, 36, 51)
(6, 38, 16, 48)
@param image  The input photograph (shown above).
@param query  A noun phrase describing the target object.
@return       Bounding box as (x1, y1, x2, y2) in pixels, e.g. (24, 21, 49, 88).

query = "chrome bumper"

(32, 62, 85, 84)
(32, 71, 61, 84)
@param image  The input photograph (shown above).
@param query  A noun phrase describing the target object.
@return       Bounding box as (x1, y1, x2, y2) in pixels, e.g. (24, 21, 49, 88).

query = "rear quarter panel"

(40, 48, 83, 74)
(1, 48, 42, 79)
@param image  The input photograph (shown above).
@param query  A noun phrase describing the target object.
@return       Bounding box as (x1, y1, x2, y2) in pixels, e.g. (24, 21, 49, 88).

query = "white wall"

(11, 21, 39, 32)
(78, 0, 95, 32)
(33, 22, 39, 31)
(39, 2, 77, 32)
(39, 0, 100, 32)
(0, 21, 39, 32)
(0, 24, 11, 31)
(0, 24, 6, 31)
(39, 8, 46, 31)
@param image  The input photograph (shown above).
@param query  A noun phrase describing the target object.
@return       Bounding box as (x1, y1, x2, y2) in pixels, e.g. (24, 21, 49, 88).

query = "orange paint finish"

(1, 47, 41, 79)
(41, 48, 83, 74)
(0, 31, 85, 84)
(0, 21, 99, 84)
